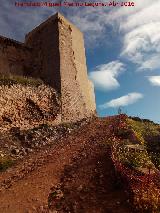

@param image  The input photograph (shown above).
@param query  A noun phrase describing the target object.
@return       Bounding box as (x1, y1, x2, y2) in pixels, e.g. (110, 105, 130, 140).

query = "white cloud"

(147, 76, 160, 86)
(67, 7, 110, 45)
(119, 1, 160, 31)
(89, 60, 125, 91)
(121, 21, 160, 70)
(119, 0, 160, 70)
(0, 0, 57, 41)
(66, 0, 160, 70)
(1, 0, 160, 71)
(99, 92, 143, 109)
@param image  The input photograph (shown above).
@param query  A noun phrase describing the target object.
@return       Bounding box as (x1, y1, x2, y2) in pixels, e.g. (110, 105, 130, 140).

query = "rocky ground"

(0, 117, 133, 213)
(0, 118, 89, 163)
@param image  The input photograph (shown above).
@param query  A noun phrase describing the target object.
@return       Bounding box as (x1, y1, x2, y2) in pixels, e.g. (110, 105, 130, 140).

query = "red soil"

(0, 117, 133, 213)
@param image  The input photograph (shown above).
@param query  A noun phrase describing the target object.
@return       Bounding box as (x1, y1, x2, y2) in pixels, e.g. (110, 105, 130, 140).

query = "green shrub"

(117, 142, 151, 169)
(0, 157, 14, 172)
(0, 73, 43, 87)
(128, 118, 159, 138)
(127, 118, 160, 170)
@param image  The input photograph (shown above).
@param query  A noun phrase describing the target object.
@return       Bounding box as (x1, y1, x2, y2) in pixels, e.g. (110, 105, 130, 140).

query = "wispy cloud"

(0, 1, 110, 44)
(99, 92, 143, 109)
(121, 21, 160, 70)
(89, 60, 125, 91)
(1, 0, 160, 72)
(119, 0, 160, 71)
(0, 0, 57, 41)
(66, 7, 111, 45)
(147, 76, 160, 86)
(68, 0, 160, 71)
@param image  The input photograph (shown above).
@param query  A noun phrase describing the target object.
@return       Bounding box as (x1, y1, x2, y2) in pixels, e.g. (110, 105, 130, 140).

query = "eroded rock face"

(0, 84, 61, 132)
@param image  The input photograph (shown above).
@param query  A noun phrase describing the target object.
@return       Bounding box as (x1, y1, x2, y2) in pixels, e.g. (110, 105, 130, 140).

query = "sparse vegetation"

(127, 118, 160, 169)
(0, 156, 14, 172)
(117, 144, 151, 169)
(0, 73, 43, 87)
(111, 115, 160, 212)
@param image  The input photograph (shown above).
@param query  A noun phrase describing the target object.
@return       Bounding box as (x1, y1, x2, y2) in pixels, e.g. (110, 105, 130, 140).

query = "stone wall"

(0, 36, 32, 76)
(25, 16, 61, 93)
(25, 13, 96, 123)
(58, 15, 96, 122)
(70, 19, 96, 116)
(0, 13, 96, 125)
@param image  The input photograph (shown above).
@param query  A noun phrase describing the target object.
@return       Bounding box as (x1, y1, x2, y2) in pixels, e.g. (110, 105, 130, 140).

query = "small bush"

(0, 157, 14, 172)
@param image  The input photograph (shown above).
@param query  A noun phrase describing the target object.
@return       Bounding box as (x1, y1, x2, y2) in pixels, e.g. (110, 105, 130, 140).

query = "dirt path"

(0, 118, 133, 213)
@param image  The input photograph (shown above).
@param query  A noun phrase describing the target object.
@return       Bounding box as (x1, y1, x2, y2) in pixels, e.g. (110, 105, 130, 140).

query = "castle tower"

(25, 13, 96, 122)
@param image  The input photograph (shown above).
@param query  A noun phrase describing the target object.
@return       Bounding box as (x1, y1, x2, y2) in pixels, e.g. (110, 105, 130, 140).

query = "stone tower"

(0, 13, 96, 123)
(25, 13, 96, 122)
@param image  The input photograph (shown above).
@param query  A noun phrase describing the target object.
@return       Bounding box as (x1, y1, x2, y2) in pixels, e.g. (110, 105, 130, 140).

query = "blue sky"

(1, 0, 160, 122)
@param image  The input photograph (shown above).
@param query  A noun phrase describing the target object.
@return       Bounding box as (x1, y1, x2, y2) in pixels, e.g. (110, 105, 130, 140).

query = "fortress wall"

(0, 36, 32, 76)
(0, 13, 96, 125)
(25, 13, 96, 123)
(70, 23, 96, 114)
(58, 16, 96, 122)
(25, 16, 61, 93)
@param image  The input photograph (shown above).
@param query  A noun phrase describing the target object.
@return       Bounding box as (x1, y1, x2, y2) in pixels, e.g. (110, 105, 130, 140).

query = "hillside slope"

(0, 117, 133, 213)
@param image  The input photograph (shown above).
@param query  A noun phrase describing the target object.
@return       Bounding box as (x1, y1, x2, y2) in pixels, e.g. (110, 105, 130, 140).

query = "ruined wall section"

(58, 16, 96, 122)
(25, 16, 61, 93)
(0, 36, 32, 76)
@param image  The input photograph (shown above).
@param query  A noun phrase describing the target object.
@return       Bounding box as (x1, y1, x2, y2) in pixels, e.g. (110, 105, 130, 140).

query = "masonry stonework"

(0, 36, 32, 76)
(0, 13, 96, 123)
(58, 15, 96, 122)
(25, 16, 61, 92)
